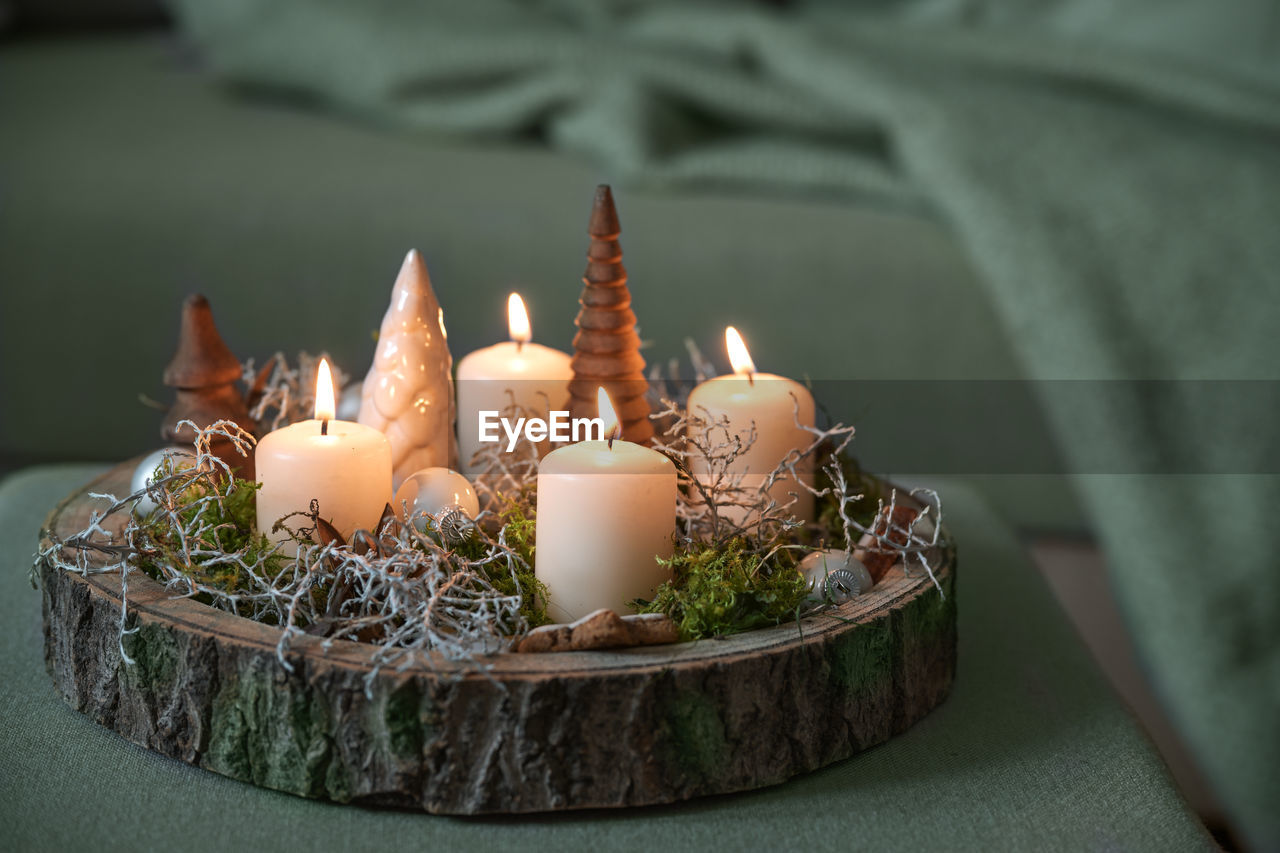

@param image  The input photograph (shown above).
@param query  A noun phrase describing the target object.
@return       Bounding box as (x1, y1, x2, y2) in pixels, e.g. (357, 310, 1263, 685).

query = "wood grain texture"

(160, 294, 256, 478)
(567, 185, 654, 444)
(39, 460, 957, 814)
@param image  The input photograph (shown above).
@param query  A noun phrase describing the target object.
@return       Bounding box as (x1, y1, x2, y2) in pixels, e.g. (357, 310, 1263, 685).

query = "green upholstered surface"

(0, 34, 1083, 532)
(0, 464, 1208, 851)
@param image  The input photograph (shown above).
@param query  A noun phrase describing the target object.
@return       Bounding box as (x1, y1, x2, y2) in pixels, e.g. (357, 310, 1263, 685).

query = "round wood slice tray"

(38, 459, 957, 814)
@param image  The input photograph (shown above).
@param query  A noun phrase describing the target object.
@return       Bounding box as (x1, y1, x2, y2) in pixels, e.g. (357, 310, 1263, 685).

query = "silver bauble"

(394, 467, 479, 531)
(799, 549, 873, 604)
(130, 447, 196, 517)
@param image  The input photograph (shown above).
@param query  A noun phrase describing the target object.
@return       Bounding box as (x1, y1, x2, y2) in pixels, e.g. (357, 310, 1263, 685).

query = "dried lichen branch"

(243, 352, 350, 433)
(825, 457, 946, 595)
(467, 394, 543, 522)
(37, 354, 946, 681)
(37, 419, 258, 664)
(36, 415, 534, 688)
(648, 391, 945, 599)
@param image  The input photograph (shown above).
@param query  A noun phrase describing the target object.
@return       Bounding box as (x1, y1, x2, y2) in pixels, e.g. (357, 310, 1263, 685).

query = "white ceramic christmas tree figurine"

(358, 250, 456, 489)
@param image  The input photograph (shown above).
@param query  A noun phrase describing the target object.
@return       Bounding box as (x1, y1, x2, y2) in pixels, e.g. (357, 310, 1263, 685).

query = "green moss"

(204, 669, 262, 782)
(827, 618, 896, 694)
(323, 753, 353, 803)
(635, 538, 808, 641)
(496, 494, 537, 561)
(384, 680, 424, 760)
(136, 463, 555, 635)
(913, 566, 956, 638)
(131, 453, 904, 645)
(119, 620, 180, 694)
(136, 469, 296, 613)
(456, 498, 550, 628)
(204, 662, 337, 799)
(662, 688, 730, 784)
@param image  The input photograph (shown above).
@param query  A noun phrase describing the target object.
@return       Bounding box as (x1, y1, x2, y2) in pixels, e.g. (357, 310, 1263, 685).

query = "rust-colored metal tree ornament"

(160, 294, 257, 476)
(567, 185, 653, 444)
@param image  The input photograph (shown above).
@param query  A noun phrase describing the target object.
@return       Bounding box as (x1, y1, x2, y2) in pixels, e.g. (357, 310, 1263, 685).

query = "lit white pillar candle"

(535, 388, 676, 622)
(687, 327, 816, 525)
(456, 293, 573, 475)
(256, 359, 393, 552)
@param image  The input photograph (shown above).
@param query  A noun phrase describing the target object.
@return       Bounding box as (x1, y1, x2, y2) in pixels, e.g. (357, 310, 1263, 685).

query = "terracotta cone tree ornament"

(161, 294, 257, 477)
(568, 185, 653, 444)
(358, 250, 457, 489)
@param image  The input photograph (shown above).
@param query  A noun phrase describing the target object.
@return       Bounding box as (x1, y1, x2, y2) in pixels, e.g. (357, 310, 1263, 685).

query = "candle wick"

(321, 419, 329, 436)
(607, 435, 615, 450)
(747, 371, 755, 387)
(515, 339, 524, 354)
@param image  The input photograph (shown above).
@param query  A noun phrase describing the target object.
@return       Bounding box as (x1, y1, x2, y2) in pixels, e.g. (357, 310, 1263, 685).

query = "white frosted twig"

(36, 352, 948, 679)
(243, 352, 350, 432)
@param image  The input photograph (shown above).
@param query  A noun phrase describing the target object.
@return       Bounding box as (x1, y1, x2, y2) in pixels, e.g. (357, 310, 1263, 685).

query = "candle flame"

(315, 358, 336, 423)
(597, 386, 620, 445)
(725, 326, 756, 377)
(507, 292, 532, 344)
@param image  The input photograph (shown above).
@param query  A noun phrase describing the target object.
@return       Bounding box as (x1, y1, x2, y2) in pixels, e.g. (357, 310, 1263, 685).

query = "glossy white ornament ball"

(131, 447, 196, 517)
(394, 467, 479, 527)
(799, 549, 873, 604)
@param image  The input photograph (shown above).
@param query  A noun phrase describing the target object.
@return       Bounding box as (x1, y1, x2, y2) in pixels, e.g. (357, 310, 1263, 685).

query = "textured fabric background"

(1, 466, 1208, 850)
